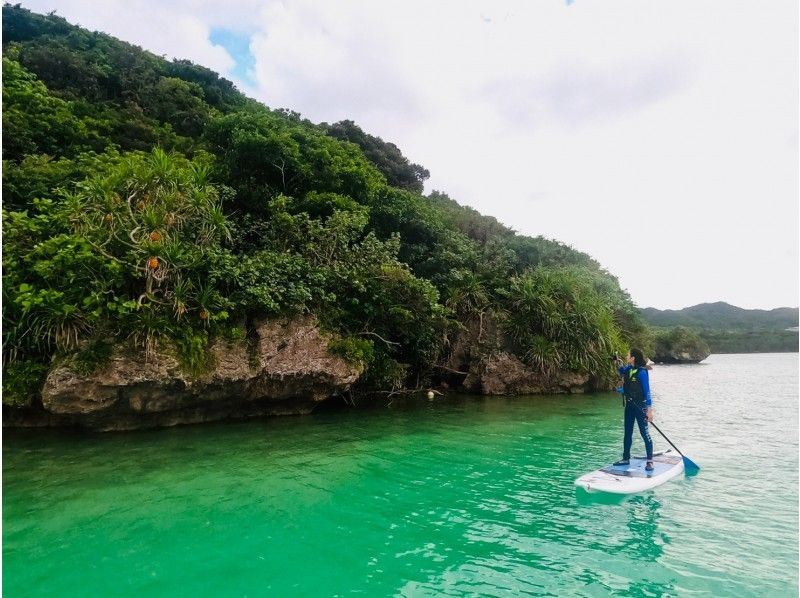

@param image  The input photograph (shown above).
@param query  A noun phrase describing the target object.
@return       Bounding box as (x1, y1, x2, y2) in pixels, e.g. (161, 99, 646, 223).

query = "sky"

(16, 0, 800, 310)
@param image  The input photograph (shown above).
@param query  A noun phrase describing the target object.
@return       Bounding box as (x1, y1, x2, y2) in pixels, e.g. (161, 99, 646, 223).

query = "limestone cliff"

(6, 317, 361, 431)
(4, 312, 603, 431)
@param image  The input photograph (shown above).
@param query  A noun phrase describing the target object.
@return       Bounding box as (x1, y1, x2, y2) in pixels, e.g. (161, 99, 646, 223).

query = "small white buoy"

(427, 390, 435, 400)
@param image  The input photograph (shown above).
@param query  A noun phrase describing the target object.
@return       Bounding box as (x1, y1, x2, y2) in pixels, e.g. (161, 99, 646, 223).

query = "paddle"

(622, 394, 700, 472)
(647, 418, 700, 471)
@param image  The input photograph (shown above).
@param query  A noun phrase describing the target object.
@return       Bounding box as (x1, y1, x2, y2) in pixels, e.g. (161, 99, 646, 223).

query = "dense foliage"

(3, 151, 233, 376)
(323, 120, 430, 193)
(2, 5, 648, 404)
(699, 330, 798, 354)
(503, 267, 625, 376)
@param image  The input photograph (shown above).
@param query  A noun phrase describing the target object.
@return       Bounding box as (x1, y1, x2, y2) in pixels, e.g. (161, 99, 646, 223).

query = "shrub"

(173, 330, 214, 376)
(71, 340, 113, 375)
(503, 266, 625, 379)
(2, 361, 49, 407)
(328, 336, 374, 368)
(3, 148, 233, 366)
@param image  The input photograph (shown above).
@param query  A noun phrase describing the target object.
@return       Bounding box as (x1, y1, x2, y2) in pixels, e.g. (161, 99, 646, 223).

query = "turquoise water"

(3, 353, 798, 596)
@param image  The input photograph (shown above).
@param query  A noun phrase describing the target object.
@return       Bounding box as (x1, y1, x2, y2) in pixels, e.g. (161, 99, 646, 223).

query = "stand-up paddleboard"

(575, 450, 684, 494)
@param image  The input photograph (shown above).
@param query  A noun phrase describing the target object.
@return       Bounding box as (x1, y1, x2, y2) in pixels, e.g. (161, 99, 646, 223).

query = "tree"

(324, 120, 430, 192)
(204, 111, 385, 214)
(144, 77, 212, 137)
(2, 56, 100, 160)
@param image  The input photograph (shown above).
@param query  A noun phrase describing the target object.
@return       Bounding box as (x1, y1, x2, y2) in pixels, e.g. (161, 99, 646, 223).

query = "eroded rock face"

(249, 317, 361, 403)
(37, 317, 361, 430)
(463, 351, 589, 395)
(444, 313, 591, 395)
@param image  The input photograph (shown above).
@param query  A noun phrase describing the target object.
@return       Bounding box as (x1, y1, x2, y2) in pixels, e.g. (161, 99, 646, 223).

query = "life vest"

(623, 367, 646, 407)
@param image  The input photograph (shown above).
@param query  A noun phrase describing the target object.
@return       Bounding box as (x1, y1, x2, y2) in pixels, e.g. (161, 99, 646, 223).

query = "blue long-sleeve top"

(618, 365, 651, 407)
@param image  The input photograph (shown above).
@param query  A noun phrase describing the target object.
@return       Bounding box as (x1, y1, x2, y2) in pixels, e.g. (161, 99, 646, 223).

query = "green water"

(3, 353, 798, 596)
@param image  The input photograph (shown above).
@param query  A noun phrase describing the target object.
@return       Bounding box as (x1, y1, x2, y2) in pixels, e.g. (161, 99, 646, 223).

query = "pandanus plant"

(504, 266, 623, 378)
(30, 148, 234, 354)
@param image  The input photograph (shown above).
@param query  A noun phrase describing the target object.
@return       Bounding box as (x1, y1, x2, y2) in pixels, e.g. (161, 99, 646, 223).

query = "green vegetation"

(640, 302, 798, 330)
(2, 5, 649, 405)
(699, 330, 797, 353)
(323, 120, 430, 193)
(503, 267, 625, 379)
(328, 337, 375, 369)
(2, 360, 49, 407)
(71, 340, 113, 375)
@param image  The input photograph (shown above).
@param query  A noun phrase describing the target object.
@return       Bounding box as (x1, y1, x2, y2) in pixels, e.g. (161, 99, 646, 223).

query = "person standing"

(614, 349, 654, 471)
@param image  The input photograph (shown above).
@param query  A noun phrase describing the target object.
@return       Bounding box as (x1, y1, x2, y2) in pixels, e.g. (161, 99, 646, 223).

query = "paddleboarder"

(614, 349, 654, 471)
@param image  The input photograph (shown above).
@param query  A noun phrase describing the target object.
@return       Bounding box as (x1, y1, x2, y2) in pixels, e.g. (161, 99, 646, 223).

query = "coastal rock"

(443, 313, 591, 395)
(652, 326, 711, 364)
(463, 352, 542, 395)
(248, 317, 361, 402)
(463, 352, 589, 395)
(37, 316, 361, 430)
(652, 349, 711, 364)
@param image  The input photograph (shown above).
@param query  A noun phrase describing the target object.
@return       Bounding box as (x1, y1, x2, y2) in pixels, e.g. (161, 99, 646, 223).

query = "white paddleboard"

(575, 450, 684, 494)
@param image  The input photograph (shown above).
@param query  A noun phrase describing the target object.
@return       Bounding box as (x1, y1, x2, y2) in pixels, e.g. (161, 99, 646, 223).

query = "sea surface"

(3, 353, 798, 597)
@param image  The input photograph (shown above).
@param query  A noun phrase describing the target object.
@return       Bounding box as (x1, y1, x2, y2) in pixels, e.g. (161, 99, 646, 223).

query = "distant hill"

(641, 302, 798, 354)
(641, 302, 798, 331)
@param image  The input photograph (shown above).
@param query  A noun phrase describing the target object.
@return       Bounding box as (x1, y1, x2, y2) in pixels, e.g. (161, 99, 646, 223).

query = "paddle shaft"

(623, 395, 694, 464)
(648, 420, 686, 458)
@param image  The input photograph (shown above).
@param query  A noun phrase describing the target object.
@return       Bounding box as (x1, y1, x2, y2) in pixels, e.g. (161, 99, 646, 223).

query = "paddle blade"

(682, 456, 700, 473)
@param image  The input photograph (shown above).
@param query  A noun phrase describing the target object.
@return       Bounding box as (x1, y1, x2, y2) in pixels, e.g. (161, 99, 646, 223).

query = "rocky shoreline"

(4, 315, 595, 432)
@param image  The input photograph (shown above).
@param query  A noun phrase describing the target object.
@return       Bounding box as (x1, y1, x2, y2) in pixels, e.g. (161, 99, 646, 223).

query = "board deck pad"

(600, 454, 682, 478)
(575, 450, 685, 494)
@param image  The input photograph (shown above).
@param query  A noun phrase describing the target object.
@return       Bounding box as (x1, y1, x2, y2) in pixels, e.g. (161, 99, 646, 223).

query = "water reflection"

(575, 490, 674, 596)
(574, 488, 627, 506)
(576, 491, 665, 554)
(626, 494, 664, 560)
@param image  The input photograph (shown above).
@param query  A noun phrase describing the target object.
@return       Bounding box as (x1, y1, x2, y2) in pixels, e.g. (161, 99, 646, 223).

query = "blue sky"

(208, 28, 256, 87)
(15, 0, 800, 310)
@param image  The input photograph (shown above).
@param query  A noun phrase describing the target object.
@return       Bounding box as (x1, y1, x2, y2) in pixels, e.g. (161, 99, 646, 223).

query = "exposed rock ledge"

(441, 313, 591, 395)
(462, 352, 591, 395)
(4, 312, 600, 432)
(9, 317, 361, 431)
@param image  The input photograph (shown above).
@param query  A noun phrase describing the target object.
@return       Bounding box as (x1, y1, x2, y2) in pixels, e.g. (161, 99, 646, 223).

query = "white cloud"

(15, 0, 800, 309)
(248, 1, 425, 122)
